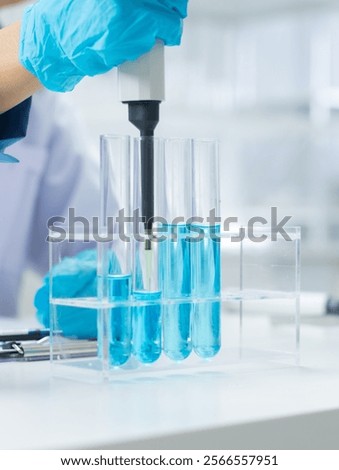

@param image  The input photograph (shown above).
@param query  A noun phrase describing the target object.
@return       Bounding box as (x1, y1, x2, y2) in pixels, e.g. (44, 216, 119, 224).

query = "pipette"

(118, 42, 165, 252)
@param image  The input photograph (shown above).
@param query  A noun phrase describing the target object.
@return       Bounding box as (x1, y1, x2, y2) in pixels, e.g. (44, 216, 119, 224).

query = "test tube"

(99, 135, 132, 367)
(191, 139, 221, 358)
(158, 138, 193, 361)
(132, 137, 162, 364)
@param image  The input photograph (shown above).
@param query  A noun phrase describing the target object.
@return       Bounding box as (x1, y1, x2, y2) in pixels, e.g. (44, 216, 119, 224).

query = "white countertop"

(1, 316, 339, 450)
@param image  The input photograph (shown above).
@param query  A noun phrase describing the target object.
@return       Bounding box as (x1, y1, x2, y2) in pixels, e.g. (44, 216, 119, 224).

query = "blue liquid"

(191, 225, 221, 358)
(108, 274, 132, 366)
(160, 225, 192, 361)
(132, 291, 162, 364)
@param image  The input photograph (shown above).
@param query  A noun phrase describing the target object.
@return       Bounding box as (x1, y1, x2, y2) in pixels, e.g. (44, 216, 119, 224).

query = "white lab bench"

(1, 317, 339, 450)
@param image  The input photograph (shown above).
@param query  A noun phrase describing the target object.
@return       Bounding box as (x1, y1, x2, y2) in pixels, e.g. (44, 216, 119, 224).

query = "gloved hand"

(20, 0, 188, 93)
(35, 250, 98, 339)
(0, 139, 19, 163)
(35, 249, 122, 339)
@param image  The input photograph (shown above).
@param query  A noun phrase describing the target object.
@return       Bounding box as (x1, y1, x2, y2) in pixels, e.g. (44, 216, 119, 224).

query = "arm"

(0, 22, 41, 114)
(0, 1, 186, 113)
(0, 0, 22, 5)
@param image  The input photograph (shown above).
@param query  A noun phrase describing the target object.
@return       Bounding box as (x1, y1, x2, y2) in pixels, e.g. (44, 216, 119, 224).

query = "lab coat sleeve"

(0, 98, 31, 151)
(26, 95, 100, 275)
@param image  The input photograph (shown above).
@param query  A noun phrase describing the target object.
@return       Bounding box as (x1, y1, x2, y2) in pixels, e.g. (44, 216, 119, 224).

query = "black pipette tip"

(124, 100, 160, 251)
(145, 231, 152, 251)
(125, 101, 160, 136)
(326, 297, 339, 315)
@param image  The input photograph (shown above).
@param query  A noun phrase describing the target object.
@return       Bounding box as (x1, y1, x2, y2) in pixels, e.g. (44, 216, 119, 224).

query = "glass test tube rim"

(228, 225, 301, 239)
(100, 134, 131, 141)
(101, 134, 219, 144)
(48, 228, 121, 243)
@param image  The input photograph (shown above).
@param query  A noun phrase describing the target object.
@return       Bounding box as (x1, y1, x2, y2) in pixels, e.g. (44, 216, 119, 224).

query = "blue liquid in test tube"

(132, 290, 162, 364)
(108, 274, 132, 366)
(191, 225, 221, 358)
(160, 225, 192, 361)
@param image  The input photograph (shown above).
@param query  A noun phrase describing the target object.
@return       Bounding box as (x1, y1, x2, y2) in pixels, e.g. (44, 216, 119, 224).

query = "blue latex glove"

(20, 0, 188, 92)
(35, 249, 122, 339)
(0, 139, 19, 163)
(35, 250, 98, 339)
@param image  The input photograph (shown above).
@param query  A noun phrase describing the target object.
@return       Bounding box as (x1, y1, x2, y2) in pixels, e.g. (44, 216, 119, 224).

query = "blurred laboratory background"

(2, 0, 339, 314)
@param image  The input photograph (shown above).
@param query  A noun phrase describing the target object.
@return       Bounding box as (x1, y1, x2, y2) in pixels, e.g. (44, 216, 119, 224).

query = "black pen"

(0, 337, 97, 362)
(0, 328, 50, 343)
